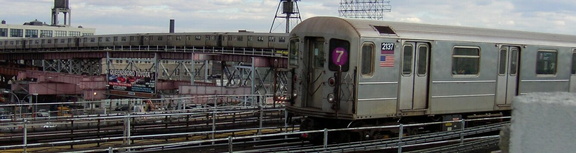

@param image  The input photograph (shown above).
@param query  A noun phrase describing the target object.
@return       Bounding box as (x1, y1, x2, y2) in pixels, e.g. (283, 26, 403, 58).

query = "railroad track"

(0, 107, 294, 151)
(56, 117, 505, 153)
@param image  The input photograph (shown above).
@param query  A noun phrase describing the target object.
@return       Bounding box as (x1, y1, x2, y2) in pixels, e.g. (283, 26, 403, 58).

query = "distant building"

(0, 19, 95, 39)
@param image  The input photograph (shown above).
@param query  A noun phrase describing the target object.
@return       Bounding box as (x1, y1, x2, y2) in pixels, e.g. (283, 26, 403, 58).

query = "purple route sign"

(331, 47, 349, 66)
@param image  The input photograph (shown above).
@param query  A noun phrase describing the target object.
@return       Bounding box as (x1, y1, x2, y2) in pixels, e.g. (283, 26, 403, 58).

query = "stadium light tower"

(270, 0, 302, 33)
(339, 0, 392, 20)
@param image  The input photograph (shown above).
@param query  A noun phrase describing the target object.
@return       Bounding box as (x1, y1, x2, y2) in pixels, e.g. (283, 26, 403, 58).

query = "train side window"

(510, 49, 518, 75)
(417, 45, 429, 75)
(498, 48, 507, 75)
(361, 43, 375, 76)
(536, 50, 557, 75)
(269, 36, 275, 42)
(47, 39, 52, 44)
(248, 36, 253, 41)
(195, 36, 201, 40)
(176, 36, 181, 41)
(237, 36, 243, 41)
(167, 36, 172, 41)
(402, 44, 413, 75)
(130, 36, 134, 41)
(279, 37, 286, 43)
(257, 36, 264, 42)
(572, 50, 576, 75)
(452, 47, 480, 75)
(106, 37, 111, 42)
(121, 37, 127, 41)
(158, 36, 163, 41)
(289, 38, 299, 66)
(113, 37, 118, 41)
(91, 38, 95, 42)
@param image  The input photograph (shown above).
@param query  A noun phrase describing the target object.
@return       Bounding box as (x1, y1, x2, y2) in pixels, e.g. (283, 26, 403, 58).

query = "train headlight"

(328, 77, 336, 87)
(327, 93, 335, 103)
(292, 89, 298, 98)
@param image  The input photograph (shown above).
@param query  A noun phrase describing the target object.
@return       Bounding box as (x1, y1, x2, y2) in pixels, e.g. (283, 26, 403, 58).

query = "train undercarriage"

(297, 111, 510, 144)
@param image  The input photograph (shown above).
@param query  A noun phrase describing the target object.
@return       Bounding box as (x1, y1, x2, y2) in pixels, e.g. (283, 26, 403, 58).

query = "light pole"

(3, 91, 21, 120)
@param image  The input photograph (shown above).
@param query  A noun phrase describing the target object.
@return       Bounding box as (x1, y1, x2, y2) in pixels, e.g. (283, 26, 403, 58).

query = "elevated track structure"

(0, 32, 292, 107)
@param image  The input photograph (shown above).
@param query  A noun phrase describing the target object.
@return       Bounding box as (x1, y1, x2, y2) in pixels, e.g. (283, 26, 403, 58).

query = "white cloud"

(1, 0, 576, 35)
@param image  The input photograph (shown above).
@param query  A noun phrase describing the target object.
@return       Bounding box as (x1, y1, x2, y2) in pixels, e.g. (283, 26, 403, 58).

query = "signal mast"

(270, 0, 302, 33)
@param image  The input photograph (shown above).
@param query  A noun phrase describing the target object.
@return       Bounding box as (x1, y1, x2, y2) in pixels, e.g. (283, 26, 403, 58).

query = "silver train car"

(286, 17, 576, 142)
(0, 32, 288, 51)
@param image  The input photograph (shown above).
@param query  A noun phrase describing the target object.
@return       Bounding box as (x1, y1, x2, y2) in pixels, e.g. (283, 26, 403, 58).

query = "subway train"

(285, 16, 576, 142)
(0, 31, 289, 51)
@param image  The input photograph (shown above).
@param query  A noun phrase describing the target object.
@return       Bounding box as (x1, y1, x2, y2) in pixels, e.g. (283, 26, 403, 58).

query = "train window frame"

(572, 49, 576, 75)
(237, 36, 243, 41)
(121, 37, 127, 41)
(535, 50, 558, 75)
(257, 36, 264, 42)
(498, 48, 507, 75)
(361, 42, 375, 77)
(269, 36, 276, 42)
(402, 44, 413, 76)
(451, 46, 481, 76)
(195, 36, 202, 40)
(417, 44, 429, 76)
(279, 37, 286, 43)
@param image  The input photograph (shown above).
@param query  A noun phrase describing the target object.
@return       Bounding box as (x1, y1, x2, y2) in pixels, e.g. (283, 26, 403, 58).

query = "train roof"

(293, 16, 576, 47)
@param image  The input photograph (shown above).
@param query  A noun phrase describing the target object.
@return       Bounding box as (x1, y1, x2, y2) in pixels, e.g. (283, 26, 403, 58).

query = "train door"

(496, 46, 520, 105)
(304, 37, 325, 108)
(399, 42, 430, 110)
(570, 50, 576, 92)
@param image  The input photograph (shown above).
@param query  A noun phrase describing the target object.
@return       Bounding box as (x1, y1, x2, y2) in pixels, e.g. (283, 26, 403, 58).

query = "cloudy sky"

(1, 0, 575, 35)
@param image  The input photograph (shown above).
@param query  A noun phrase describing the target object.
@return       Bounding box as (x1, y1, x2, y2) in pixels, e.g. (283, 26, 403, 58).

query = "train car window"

(167, 36, 172, 41)
(328, 39, 350, 72)
(176, 36, 181, 41)
(91, 38, 96, 42)
(106, 37, 111, 42)
(289, 38, 299, 66)
(195, 36, 201, 40)
(279, 37, 286, 42)
(35, 40, 39, 44)
(54, 39, 58, 43)
(237, 36, 243, 41)
(248, 36, 253, 41)
(417, 45, 429, 75)
(572, 50, 576, 75)
(41, 39, 45, 43)
(158, 36, 163, 41)
(499, 49, 507, 75)
(98, 37, 103, 42)
(452, 47, 480, 75)
(536, 50, 557, 75)
(205, 35, 211, 40)
(113, 37, 118, 41)
(257, 36, 264, 42)
(510, 49, 518, 75)
(361, 43, 375, 76)
(130, 36, 134, 41)
(210, 35, 216, 40)
(121, 37, 127, 41)
(228, 36, 233, 41)
(47, 39, 52, 44)
(269, 36, 275, 42)
(402, 45, 413, 75)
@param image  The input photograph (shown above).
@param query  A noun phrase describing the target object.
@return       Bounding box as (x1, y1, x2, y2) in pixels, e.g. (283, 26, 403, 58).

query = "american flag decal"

(380, 55, 395, 67)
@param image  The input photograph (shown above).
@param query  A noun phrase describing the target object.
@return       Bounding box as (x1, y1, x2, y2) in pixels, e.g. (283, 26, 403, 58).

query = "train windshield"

(328, 39, 350, 72)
